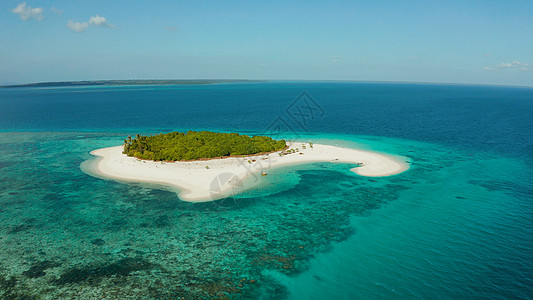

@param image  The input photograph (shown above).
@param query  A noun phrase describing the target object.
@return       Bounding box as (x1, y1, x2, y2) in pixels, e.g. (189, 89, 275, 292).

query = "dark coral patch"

(23, 261, 61, 278)
(53, 258, 155, 285)
(90, 238, 105, 246)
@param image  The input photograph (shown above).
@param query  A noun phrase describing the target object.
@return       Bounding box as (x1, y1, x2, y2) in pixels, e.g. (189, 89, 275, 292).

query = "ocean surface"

(0, 82, 532, 299)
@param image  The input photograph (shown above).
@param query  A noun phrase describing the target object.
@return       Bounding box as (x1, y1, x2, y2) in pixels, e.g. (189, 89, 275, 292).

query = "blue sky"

(1, 0, 532, 86)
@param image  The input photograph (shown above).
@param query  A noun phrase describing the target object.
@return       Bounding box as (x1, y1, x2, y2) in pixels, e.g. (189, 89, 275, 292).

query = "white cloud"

(12, 2, 44, 21)
(499, 62, 515, 68)
(330, 56, 341, 62)
(50, 6, 62, 16)
(67, 21, 89, 33)
(498, 61, 529, 70)
(484, 61, 529, 72)
(89, 15, 114, 28)
(68, 15, 114, 33)
(164, 26, 178, 32)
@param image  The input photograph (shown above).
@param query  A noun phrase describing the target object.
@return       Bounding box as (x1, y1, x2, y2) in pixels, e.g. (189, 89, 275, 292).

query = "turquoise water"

(0, 83, 532, 299)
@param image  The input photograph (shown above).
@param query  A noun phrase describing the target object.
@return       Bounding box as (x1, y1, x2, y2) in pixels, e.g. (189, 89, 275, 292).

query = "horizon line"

(2, 79, 532, 89)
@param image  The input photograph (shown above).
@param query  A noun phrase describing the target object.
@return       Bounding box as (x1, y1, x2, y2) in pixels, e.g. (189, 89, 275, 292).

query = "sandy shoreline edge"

(81, 142, 410, 202)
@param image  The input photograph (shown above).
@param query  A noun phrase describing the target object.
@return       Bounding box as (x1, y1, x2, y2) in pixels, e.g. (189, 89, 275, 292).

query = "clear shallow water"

(0, 83, 532, 299)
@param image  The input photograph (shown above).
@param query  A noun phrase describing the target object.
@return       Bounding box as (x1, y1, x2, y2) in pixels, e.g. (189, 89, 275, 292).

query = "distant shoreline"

(1, 79, 263, 88)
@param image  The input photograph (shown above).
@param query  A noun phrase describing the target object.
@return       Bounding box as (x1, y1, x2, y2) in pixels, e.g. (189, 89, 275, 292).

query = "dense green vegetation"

(123, 131, 287, 161)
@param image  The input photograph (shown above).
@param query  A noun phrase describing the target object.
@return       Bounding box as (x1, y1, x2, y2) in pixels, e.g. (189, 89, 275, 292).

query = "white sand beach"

(82, 142, 410, 202)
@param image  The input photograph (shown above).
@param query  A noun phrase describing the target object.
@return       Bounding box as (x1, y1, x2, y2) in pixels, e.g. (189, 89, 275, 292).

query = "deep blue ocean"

(0, 82, 532, 299)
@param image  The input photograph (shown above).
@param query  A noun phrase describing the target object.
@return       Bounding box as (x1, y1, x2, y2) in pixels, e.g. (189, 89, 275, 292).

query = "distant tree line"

(123, 131, 287, 161)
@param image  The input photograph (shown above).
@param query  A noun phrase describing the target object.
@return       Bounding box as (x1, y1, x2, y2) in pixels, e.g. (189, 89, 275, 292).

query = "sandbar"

(82, 142, 409, 202)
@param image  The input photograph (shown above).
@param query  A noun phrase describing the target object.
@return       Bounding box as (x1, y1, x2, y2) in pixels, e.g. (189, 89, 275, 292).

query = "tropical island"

(83, 131, 410, 202)
(123, 131, 287, 161)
